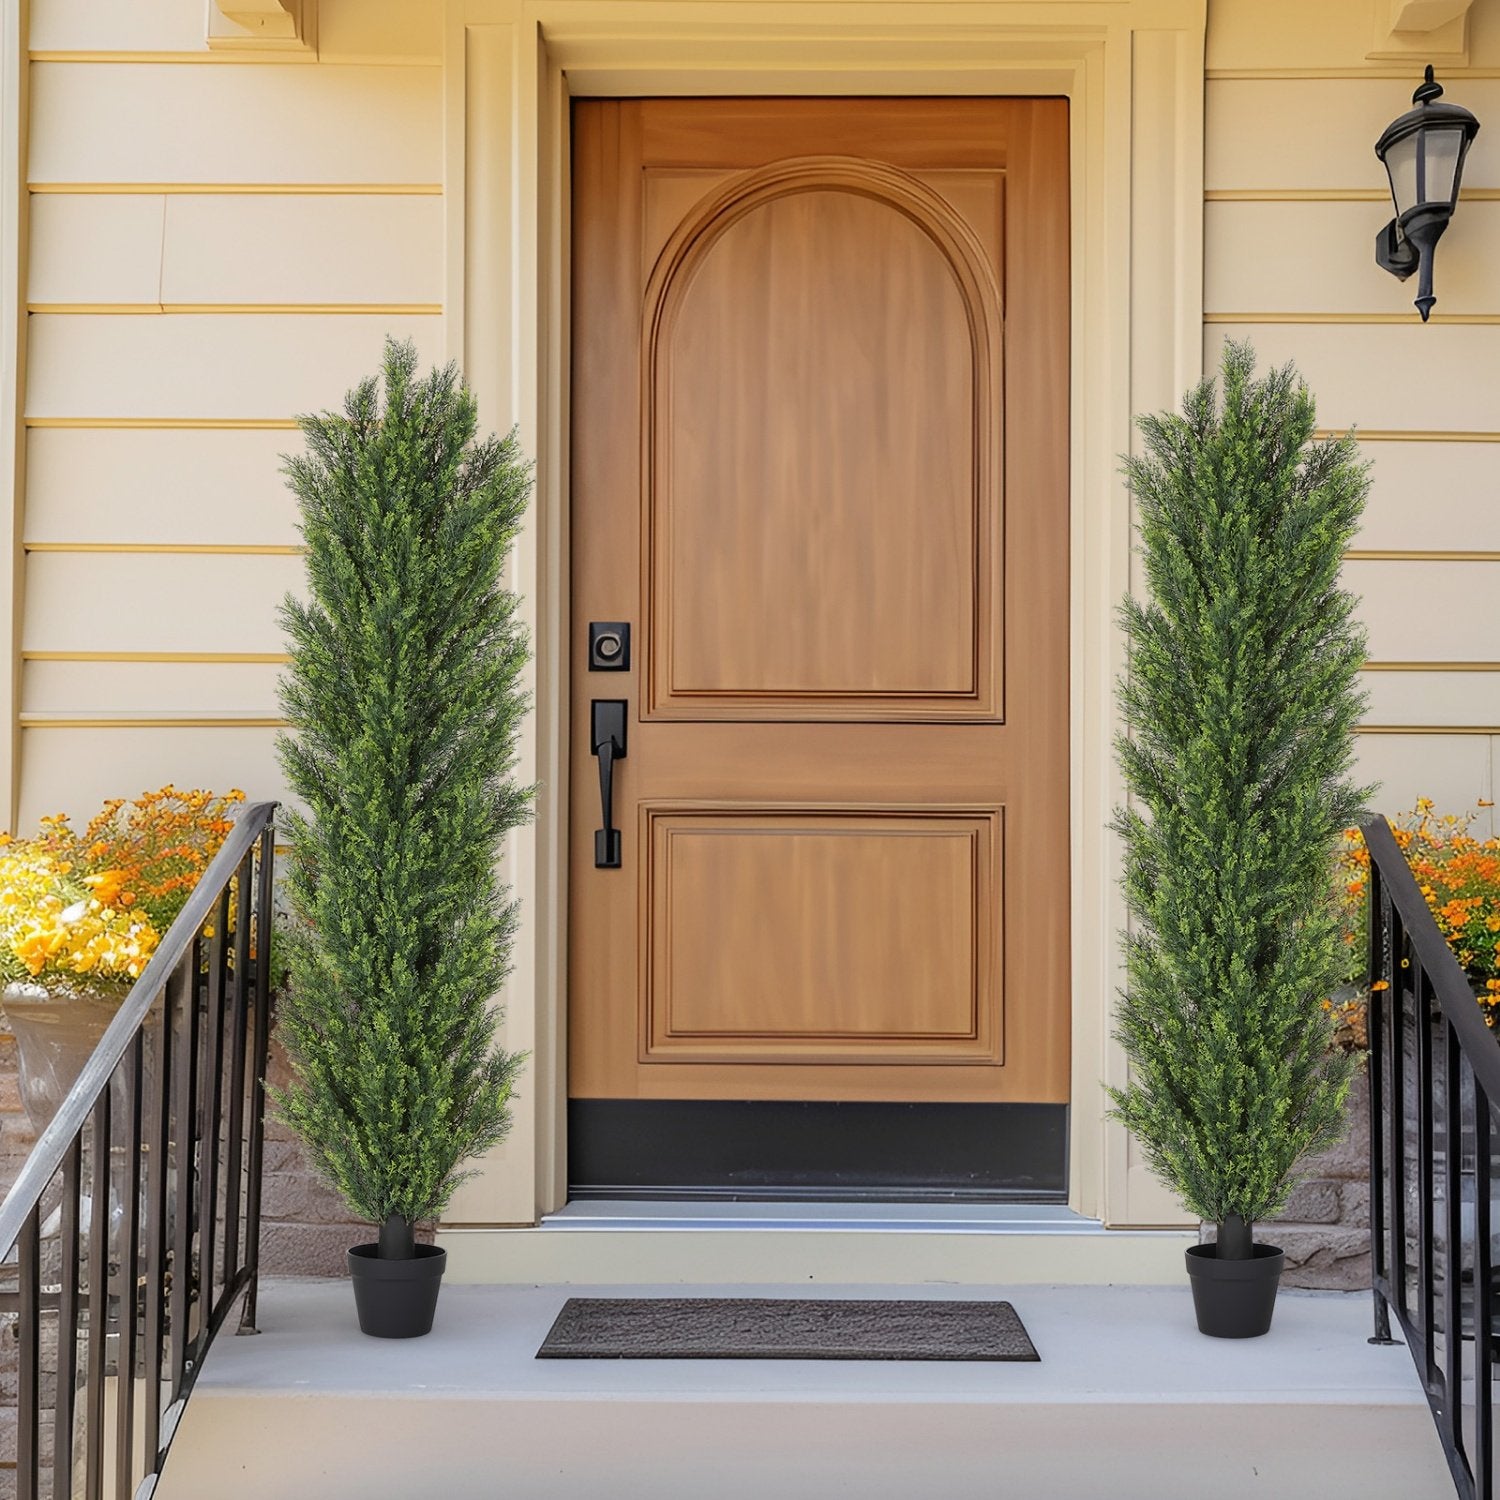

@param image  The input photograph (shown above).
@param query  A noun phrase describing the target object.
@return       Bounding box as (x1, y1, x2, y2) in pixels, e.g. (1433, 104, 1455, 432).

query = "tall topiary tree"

(1111, 340, 1370, 1261)
(275, 338, 533, 1261)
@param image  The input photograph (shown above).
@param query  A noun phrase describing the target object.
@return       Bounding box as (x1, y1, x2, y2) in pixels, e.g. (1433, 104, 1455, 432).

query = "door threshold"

(542, 1200, 1102, 1234)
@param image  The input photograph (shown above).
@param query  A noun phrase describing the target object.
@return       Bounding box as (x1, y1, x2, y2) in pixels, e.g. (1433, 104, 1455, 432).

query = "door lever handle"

(591, 699, 628, 868)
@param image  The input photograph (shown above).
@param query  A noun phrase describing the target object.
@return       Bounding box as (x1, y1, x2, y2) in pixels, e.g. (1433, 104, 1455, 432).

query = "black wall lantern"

(1375, 65, 1481, 321)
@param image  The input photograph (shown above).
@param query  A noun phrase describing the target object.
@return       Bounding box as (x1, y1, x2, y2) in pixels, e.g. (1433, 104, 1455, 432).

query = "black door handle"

(591, 700, 627, 868)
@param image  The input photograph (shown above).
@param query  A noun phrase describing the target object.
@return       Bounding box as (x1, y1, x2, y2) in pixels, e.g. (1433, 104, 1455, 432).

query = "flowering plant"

(0, 787, 244, 992)
(1334, 797, 1500, 1046)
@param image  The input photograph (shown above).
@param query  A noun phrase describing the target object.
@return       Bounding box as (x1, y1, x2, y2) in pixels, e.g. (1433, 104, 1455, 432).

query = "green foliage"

(1109, 341, 1370, 1231)
(273, 338, 533, 1233)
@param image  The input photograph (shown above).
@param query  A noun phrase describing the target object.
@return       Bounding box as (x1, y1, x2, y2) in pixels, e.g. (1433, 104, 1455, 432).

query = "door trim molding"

(441, 0, 1206, 1233)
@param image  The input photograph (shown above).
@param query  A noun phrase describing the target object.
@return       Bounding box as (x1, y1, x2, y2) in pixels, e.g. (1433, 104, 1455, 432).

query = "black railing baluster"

(84, 1087, 111, 1500)
(222, 853, 254, 1284)
(54, 1135, 83, 1500)
(1390, 910, 1410, 1320)
(114, 1036, 143, 1500)
(1363, 814, 1500, 1500)
(1442, 1016, 1464, 1466)
(197, 888, 231, 1346)
(169, 938, 201, 1395)
(1417, 966, 1437, 1380)
(238, 827, 275, 1336)
(1370, 858, 1396, 1344)
(1476, 1077, 1493, 1500)
(142, 971, 177, 1475)
(0, 804, 273, 1496)
(17, 1207, 39, 1500)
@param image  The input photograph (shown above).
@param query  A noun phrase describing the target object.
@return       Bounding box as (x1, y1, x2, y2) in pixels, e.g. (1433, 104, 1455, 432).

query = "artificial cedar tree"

(1110, 340, 1370, 1260)
(275, 339, 533, 1259)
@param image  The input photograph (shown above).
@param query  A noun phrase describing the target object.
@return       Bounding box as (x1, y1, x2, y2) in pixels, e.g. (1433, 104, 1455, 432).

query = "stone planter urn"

(1394, 985, 1500, 1276)
(1, 981, 161, 1136)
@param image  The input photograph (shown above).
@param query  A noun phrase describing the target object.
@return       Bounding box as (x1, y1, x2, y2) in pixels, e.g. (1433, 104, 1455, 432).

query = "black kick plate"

(568, 1099, 1068, 1202)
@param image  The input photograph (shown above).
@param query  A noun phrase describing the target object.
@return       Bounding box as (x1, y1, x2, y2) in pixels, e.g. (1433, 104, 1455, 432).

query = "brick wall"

(1271, 1069, 1372, 1290)
(0, 1033, 368, 1282)
(1198, 1068, 1373, 1291)
(0, 1038, 1378, 1290)
(0, 1031, 1376, 1338)
(259, 1041, 379, 1276)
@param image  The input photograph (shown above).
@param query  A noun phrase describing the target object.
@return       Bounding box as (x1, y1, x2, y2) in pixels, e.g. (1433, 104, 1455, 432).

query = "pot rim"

(1185, 1242, 1286, 1279)
(347, 1242, 447, 1281)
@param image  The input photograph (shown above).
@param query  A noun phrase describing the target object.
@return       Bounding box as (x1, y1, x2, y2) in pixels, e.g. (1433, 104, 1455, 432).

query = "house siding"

(16, 0, 444, 827)
(1206, 0, 1500, 839)
(0, 0, 1491, 1285)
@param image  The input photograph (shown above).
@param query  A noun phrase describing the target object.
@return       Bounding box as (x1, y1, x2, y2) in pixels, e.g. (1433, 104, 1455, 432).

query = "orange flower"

(1340, 800, 1500, 1037)
(0, 788, 244, 987)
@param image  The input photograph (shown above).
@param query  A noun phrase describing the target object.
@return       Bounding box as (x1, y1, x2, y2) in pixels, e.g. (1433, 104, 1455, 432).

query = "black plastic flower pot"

(347, 1243, 447, 1338)
(1184, 1243, 1285, 1338)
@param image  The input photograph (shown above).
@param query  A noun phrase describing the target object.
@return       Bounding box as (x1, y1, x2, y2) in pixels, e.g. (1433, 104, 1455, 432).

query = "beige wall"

(1206, 0, 1500, 837)
(13, 2, 1490, 827)
(14, 0, 443, 825)
(4, 0, 1493, 1248)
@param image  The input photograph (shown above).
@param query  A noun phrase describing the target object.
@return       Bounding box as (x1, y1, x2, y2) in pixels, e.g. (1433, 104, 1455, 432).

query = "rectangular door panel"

(643, 806, 1001, 1064)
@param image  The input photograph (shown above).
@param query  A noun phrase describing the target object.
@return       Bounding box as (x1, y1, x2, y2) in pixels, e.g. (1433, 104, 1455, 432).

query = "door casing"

(440, 0, 1207, 1235)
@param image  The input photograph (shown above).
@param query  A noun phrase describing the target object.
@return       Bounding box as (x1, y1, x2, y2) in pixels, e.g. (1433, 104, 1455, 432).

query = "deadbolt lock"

(588, 621, 631, 671)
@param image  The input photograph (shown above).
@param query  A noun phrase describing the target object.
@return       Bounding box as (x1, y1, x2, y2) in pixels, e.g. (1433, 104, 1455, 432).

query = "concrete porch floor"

(157, 1279, 1454, 1500)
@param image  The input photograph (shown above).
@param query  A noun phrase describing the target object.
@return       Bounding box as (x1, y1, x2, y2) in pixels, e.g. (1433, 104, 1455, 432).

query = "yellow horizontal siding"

(1207, 79, 1500, 193)
(22, 553, 304, 657)
(29, 0, 441, 63)
(1345, 561, 1500, 665)
(1205, 1, 1500, 831)
(1206, 323, 1500, 434)
(25, 427, 301, 546)
(1361, 669, 1500, 728)
(29, 62, 441, 186)
(25, 312, 444, 420)
(17, 727, 289, 828)
(13, 32, 450, 823)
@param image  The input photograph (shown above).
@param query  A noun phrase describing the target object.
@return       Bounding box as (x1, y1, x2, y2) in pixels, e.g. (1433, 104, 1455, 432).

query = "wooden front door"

(568, 98, 1070, 1197)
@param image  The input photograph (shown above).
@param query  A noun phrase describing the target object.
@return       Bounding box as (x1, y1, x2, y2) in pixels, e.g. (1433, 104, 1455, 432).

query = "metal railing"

(0, 801, 276, 1500)
(1366, 812, 1498, 1500)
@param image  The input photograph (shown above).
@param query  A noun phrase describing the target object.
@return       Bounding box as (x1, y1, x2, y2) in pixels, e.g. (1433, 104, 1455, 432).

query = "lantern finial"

(1413, 64, 1443, 106)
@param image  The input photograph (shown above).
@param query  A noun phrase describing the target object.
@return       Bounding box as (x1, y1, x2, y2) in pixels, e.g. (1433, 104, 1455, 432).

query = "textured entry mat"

(535, 1297, 1039, 1362)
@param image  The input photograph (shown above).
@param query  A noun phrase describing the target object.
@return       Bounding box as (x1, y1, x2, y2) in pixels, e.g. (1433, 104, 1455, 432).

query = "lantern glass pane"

(1423, 124, 1466, 207)
(1383, 130, 1419, 216)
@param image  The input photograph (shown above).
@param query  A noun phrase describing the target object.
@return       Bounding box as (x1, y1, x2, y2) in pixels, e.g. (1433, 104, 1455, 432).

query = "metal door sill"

(541, 1200, 1103, 1234)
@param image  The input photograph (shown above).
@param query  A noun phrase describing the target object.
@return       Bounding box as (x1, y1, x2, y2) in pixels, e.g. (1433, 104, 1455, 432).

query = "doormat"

(535, 1297, 1039, 1362)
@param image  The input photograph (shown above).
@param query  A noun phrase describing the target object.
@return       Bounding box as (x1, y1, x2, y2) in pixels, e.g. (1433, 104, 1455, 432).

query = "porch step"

(156, 1281, 1452, 1500)
(440, 1202, 1200, 1285)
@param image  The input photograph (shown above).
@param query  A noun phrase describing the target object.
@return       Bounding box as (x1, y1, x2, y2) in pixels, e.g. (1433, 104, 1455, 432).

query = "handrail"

(0, 799, 277, 1260)
(0, 798, 278, 1500)
(1364, 812, 1497, 1500)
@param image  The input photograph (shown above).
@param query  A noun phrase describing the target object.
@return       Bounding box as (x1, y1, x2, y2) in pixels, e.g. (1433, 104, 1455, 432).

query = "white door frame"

(439, 0, 1206, 1242)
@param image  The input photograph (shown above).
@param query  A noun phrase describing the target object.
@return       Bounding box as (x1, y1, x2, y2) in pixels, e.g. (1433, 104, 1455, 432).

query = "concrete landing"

(156, 1280, 1453, 1500)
